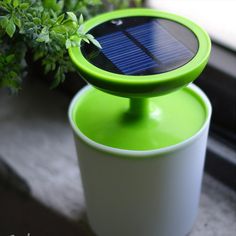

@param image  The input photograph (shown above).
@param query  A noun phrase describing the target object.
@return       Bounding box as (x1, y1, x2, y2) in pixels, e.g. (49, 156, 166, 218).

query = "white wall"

(147, 0, 236, 50)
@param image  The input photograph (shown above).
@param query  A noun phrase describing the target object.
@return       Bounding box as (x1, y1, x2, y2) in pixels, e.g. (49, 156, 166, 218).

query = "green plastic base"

(72, 85, 207, 151)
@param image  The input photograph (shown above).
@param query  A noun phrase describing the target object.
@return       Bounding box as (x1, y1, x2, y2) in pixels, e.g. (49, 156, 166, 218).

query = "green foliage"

(0, 0, 141, 92)
(0, 39, 26, 93)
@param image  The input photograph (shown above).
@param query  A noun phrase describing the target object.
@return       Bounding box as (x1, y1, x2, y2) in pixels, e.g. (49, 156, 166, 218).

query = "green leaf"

(6, 0, 12, 5)
(42, 11, 50, 23)
(33, 17, 41, 25)
(13, 0, 19, 8)
(19, 3, 29, 10)
(67, 12, 77, 22)
(62, 21, 77, 34)
(6, 54, 15, 63)
(36, 34, 50, 43)
(6, 19, 16, 37)
(86, 33, 94, 40)
(33, 51, 44, 61)
(56, 14, 65, 24)
(8, 71, 18, 79)
(89, 37, 102, 49)
(57, 0, 64, 12)
(44, 63, 51, 74)
(65, 39, 72, 49)
(82, 36, 90, 44)
(0, 77, 20, 91)
(0, 16, 9, 29)
(0, 2, 7, 9)
(77, 24, 84, 34)
(50, 67, 63, 89)
(13, 15, 21, 27)
(80, 35, 90, 43)
(50, 9, 57, 19)
(52, 24, 67, 34)
(36, 28, 50, 43)
(71, 40, 80, 47)
(90, 0, 102, 5)
(44, 0, 62, 12)
(79, 14, 84, 25)
(54, 44, 61, 51)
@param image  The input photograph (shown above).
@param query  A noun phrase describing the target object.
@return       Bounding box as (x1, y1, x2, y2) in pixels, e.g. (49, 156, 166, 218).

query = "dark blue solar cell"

(82, 17, 198, 75)
(126, 21, 194, 65)
(97, 31, 157, 75)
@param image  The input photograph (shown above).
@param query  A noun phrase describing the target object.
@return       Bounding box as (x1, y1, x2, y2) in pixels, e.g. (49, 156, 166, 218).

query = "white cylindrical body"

(69, 84, 211, 236)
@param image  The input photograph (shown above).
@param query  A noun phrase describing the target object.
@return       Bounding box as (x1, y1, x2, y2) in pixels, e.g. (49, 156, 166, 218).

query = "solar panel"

(97, 32, 157, 75)
(126, 21, 194, 65)
(81, 17, 198, 76)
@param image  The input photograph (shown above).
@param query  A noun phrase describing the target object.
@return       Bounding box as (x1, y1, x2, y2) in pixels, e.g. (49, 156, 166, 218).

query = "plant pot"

(68, 83, 211, 236)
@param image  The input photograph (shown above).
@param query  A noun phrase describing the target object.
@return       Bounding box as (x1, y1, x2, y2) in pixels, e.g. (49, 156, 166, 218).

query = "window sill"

(0, 80, 236, 235)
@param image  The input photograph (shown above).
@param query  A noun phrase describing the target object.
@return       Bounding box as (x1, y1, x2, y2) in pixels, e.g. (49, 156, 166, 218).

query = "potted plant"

(0, 0, 142, 93)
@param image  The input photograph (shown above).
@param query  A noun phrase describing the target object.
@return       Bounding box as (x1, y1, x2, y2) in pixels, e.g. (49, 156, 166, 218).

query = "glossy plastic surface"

(72, 85, 207, 150)
(69, 8, 211, 97)
(68, 84, 212, 236)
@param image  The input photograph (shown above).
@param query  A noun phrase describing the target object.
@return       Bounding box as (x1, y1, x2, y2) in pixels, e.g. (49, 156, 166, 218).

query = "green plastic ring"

(69, 8, 211, 98)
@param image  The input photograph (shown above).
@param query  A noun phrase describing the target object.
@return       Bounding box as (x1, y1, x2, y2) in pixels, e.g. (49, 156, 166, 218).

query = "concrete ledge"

(0, 79, 235, 236)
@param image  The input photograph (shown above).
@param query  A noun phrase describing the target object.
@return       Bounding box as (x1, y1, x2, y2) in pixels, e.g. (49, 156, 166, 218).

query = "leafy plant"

(0, 0, 141, 92)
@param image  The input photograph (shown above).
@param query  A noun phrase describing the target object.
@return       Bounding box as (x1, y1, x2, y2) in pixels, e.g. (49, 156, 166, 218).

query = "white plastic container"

(69, 84, 212, 236)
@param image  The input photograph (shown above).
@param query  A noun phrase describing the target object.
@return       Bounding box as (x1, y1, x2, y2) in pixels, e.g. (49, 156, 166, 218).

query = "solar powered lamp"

(68, 9, 211, 236)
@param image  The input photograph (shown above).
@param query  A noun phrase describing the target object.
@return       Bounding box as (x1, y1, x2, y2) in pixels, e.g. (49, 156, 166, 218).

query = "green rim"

(69, 8, 211, 97)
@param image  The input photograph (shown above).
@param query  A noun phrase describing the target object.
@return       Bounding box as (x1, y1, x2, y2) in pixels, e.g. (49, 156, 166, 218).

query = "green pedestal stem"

(128, 98, 149, 119)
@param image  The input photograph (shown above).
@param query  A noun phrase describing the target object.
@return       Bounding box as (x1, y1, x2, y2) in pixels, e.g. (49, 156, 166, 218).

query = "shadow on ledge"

(0, 157, 95, 236)
(0, 184, 96, 236)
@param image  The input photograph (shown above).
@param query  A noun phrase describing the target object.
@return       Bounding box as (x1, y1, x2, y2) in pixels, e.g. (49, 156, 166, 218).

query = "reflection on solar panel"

(97, 32, 157, 75)
(126, 21, 194, 64)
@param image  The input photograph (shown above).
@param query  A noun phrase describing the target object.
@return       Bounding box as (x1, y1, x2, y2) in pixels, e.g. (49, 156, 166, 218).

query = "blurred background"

(0, 0, 235, 235)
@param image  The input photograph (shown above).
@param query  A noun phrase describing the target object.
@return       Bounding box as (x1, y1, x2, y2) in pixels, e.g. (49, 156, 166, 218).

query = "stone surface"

(0, 79, 235, 236)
